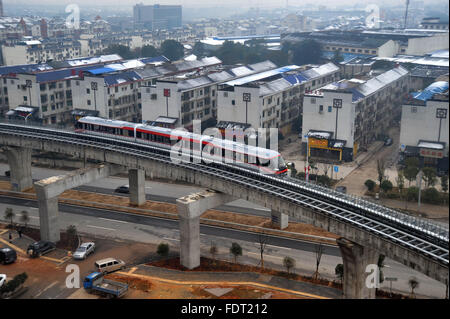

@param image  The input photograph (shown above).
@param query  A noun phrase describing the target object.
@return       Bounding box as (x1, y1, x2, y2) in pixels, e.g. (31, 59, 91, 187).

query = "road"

(0, 193, 446, 298)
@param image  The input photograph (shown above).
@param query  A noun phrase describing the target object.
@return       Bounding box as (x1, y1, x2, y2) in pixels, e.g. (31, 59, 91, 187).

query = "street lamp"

(25, 80, 32, 106)
(243, 93, 251, 125)
(91, 82, 98, 112)
(436, 108, 447, 142)
(333, 98, 343, 140)
(164, 88, 171, 117)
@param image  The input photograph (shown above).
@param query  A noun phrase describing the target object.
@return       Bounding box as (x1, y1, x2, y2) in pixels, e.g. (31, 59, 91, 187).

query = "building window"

(87, 100, 91, 105)
(42, 105, 48, 112)
(86, 88, 90, 94)
(319, 105, 323, 112)
(231, 100, 235, 105)
(311, 98, 316, 104)
(40, 84, 46, 91)
(411, 107, 417, 113)
(328, 106, 332, 112)
(151, 94, 157, 100)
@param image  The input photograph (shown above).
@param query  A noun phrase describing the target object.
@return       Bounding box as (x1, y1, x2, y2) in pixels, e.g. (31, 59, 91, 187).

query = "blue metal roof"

(104, 71, 143, 86)
(283, 74, 308, 85)
(86, 67, 116, 75)
(35, 65, 98, 83)
(412, 81, 449, 101)
(140, 55, 170, 64)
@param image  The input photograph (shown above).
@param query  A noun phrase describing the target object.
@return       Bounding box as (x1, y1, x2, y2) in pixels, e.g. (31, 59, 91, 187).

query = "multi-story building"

(133, 3, 182, 31)
(399, 81, 449, 173)
(301, 66, 410, 162)
(420, 17, 449, 31)
(141, 59, 278, 130)
(1, 55, 123, 124)
(217, 63, 341, 135)
(1, 39, 82, 65)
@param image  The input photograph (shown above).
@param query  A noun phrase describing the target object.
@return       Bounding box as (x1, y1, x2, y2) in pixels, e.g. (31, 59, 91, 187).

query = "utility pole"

(404, 0, 410, 29)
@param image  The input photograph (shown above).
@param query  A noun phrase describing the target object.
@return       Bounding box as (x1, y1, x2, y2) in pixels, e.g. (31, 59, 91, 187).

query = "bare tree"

(408, 277, 419, 299)
(257, 231, 269, 270)
(377, 159, 385, 186)
(313, 244, 324, 281)
(209, 242, 218, 265)
(283, 256, 295, 275)
(322, 163, 331, 177)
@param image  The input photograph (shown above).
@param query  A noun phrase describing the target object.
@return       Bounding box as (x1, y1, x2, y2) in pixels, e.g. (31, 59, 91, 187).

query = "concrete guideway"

(0, 125, 448, 299)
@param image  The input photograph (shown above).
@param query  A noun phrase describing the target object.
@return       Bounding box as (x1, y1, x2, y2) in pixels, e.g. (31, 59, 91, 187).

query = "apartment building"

(1, 39, 82, 66)
(141, 60, 278, 130)
(400, 81, 449, 173)
(217, 63, 341, 135)
(301, 66, 410, 162)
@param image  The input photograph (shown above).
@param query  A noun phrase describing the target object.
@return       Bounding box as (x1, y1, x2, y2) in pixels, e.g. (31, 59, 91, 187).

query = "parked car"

(384, 138, 393, 146)
(114, 185, 129, 194)
(95, 258, 126, 274)
(0, 274, 6, 288)
(0, 247, 17, 264)
(83, 272, 128, 298)
(73, 242, 95, 260)
(336, 186, 347, 194)
(27, 241, 56, 258)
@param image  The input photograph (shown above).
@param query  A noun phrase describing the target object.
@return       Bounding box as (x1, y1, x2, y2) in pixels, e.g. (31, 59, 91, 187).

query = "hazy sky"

(4, 0, 417, 8)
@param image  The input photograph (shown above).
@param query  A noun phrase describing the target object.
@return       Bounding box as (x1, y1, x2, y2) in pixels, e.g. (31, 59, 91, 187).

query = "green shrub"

(0, 272, 27, 294)
(406, 186, 419, 201)
(380, 180, 393, 193)
(317, 175, 332, 187)
(296, 172, 306, 180)
(386, 192, 400, 199)
(422, 188, 441, 205)
(365, 179, 376, 191)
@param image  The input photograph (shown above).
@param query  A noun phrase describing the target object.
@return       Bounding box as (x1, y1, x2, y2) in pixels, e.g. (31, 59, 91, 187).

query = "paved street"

(0, 193, 446, 298)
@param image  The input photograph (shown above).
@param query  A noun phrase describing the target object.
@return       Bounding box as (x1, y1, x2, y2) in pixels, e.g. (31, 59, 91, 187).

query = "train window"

(136, 131, 142, 139)
(256, 157, 270, 167)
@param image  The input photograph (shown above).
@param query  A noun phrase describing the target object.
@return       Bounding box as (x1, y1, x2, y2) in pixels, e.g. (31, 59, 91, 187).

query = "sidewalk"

(0, 228, 70, 264)
(116, 264, 343, 299)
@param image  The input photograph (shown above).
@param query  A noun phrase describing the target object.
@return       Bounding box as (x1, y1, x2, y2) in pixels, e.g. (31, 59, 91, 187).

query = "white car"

(73, 242, 95, 260)
(0, 274, 6, 288)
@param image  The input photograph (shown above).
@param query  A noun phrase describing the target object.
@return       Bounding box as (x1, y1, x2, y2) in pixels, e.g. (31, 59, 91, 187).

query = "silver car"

(73, 242, 95, 260)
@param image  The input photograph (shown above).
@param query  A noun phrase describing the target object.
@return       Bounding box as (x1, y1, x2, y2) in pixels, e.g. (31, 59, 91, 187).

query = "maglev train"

(75, 116, 288, 175)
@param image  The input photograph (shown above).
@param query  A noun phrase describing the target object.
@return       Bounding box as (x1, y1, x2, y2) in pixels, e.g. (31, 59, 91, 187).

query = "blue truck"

(83, 272, 128, 298)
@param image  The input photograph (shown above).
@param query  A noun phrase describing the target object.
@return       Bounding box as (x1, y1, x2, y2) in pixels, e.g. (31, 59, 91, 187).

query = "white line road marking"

(163, 237, 180, 241)
(34, 281, 58, 298)
(29, 216, 39, 219)
(247, 251, 284, 260)
(266, 244, 291, 250)
(98, 218, 128, 224)
(86, 225, 116, 231)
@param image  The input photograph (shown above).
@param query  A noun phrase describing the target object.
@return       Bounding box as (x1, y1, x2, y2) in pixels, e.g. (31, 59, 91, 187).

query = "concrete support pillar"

(129, 169, 146, 206)
(177, 190, 233, 269)
(337, 237, 379, 299)
(271, 211, 289, 229)
(37, 196, 60, 242)
(4, 147, 32, 192)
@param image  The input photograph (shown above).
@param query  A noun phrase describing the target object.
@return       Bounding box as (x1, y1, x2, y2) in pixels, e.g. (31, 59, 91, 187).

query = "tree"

(365, 179, 376, 192)
(377, 159, 385, 186)
(192, 42, 205, 58)
(209, 242, 218, 264)
(404, 165, 419, 187)
(102, 44, 136, 59)
(4, 208, 14, 228)
(422, 167, 437, 188)
(283, 256, 295, 274)
(141, 45, 159, 58)
(313, 244, 323, 281)
(291, 39, 323, 65)
(157, 243, 170, 263)
(422, 187, 441, 204)
(441, 175, 449, 193)
(20, 210, 30, 228)
(335, 264, 344, 284)
(66, 225, 78, 248)
(230, 242, 242, 264)
(160, 40, 184, 61)
(257, 232, 269, 270)
(396, 171, 406, 209)
(407, 186, 419, 202)
(408, 277, 419, 298)
(380, 180, 393, 193)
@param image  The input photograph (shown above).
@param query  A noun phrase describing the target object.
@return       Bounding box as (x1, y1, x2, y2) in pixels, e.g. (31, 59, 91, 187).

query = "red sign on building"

(163, 89, 171, 97)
